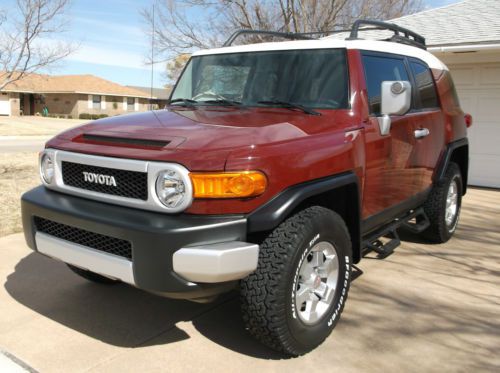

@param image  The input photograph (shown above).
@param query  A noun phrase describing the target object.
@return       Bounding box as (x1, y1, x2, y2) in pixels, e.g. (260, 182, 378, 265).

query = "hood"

(57, 108, 319, 148)
(47, 107, 342, 170)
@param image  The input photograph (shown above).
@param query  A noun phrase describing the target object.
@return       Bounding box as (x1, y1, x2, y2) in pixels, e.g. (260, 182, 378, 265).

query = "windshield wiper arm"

(201, 99, 243, 107)
(257, 100, 321, 116)
(169, 98, 198, 106)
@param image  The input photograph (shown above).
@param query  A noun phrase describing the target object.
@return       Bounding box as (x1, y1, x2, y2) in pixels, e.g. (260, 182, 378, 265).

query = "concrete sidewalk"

(0, 188, 499, 372)
(0, 137, 49, 153)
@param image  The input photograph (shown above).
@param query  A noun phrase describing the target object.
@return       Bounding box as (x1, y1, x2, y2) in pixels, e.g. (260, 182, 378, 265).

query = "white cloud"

(67, 44, 149, 70)
(73, 16, 144, 40)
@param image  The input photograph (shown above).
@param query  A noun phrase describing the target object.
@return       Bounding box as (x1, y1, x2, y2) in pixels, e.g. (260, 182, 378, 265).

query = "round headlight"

(156, 169, 189, 209)
(40, 152, 54, 184)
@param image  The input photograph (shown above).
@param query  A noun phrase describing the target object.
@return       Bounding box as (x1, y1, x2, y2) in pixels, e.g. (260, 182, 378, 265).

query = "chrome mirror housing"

(377, 81, 412, 135)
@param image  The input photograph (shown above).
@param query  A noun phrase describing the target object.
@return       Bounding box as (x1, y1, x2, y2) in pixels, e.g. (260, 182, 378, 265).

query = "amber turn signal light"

(190, 171, 267, 198)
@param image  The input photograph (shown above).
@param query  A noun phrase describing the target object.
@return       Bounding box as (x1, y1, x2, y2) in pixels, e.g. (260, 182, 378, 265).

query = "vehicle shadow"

(4, 252, 286, 359)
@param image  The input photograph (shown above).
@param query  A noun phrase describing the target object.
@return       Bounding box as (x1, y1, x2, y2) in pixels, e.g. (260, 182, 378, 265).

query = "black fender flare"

(434, 138, 469, 194)
(247, 171, 362, 262)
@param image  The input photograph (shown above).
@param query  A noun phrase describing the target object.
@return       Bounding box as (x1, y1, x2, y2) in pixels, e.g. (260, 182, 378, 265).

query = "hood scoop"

(71, 129, 187, 150)
(82, 134, 170, 149)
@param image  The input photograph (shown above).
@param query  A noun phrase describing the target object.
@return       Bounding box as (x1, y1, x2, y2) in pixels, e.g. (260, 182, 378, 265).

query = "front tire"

(422, 162, 463, 243)
(240, 206, 352, 356)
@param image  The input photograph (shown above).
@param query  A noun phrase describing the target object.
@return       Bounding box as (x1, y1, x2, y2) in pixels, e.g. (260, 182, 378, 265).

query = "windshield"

(171, 49, 349, 110)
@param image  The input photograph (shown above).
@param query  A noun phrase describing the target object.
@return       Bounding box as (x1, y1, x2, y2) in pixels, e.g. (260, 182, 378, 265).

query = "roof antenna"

(150, 2, 155, 109)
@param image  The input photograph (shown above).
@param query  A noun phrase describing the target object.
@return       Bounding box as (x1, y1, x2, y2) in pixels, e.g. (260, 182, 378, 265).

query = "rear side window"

(362, 55, 410, 115)
(410, 61, 439, 109)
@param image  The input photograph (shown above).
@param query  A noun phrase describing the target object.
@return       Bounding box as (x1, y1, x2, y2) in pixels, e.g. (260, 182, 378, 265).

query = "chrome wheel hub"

(295, 241, 339, 325)
(445, 179, 458, 227)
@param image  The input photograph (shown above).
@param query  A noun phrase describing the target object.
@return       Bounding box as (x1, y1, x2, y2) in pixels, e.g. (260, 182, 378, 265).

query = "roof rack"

(223, 30, 313, 47)
(223, 19, 426, 50)
(348, 19, 426, 50)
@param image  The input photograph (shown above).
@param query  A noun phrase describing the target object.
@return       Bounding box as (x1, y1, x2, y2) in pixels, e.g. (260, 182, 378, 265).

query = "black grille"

(62, 161, 147, 200)
(35, 217, 132, 260)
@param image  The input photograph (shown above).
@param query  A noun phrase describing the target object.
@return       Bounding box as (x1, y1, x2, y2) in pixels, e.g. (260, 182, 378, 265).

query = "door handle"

(414, 128, 430, 139)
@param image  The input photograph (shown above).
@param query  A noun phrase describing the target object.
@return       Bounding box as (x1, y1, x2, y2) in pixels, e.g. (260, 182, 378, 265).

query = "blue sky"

(3, 0, 462, 88)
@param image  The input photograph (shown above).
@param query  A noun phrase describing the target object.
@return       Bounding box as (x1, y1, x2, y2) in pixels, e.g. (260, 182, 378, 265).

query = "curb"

(0, 349, 38, 373)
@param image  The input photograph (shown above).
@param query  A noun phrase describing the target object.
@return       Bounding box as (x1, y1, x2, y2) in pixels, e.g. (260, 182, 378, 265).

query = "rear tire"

(67, 264, 119, 284)
(240, 206, 352, 356)
(422, 162, 463, 243)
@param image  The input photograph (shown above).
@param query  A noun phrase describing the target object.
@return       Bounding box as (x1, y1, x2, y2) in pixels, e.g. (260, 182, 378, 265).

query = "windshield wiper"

(257, 100, 321, 116)
(169, 98, 198, 106)
(201, 99, 243, 107)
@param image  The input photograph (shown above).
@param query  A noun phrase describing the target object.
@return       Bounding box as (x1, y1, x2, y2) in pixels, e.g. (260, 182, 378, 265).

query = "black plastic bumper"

(21, 186, 247, 299)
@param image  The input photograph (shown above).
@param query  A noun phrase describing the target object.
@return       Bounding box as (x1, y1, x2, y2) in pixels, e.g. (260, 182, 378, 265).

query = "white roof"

(192, 38, 447, 71)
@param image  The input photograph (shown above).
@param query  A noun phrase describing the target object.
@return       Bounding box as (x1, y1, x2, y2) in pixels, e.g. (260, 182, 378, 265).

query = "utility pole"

(150, 2, 155, 110)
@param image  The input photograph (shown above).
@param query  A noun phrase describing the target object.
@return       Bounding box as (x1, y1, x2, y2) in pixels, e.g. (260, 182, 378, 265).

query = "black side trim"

(434, 138, 469, 194)
(247, 172, 359, 233)
(361, 188, 430, 236)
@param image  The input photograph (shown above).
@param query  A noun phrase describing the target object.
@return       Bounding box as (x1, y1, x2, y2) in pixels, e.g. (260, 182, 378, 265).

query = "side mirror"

(377, 81, 412, 135)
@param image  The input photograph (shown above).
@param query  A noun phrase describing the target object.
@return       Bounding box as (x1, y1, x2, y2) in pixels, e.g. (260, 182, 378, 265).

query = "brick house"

(0, 73, 156, 118)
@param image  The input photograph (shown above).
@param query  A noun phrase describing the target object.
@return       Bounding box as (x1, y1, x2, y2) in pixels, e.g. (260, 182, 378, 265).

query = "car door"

(361, 52, 420, 220)
(407, 58, 446, 193)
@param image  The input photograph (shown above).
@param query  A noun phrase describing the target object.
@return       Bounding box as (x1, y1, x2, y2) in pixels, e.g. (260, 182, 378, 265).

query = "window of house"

(92, 95, 101, 110)
(410, 61, 439, 109)
(362, 54, 410, 115)
(127, 97, 135, 111)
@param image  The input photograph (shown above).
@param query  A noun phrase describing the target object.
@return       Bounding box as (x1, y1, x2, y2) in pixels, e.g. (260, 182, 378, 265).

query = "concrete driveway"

(0, 188, 499, 372)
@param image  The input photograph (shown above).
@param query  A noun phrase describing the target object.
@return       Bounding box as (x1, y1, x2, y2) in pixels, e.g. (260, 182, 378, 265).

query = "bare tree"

(0, 0, 75, 91)
(144, 0, 423, 70)
(165, 53, 191, 82)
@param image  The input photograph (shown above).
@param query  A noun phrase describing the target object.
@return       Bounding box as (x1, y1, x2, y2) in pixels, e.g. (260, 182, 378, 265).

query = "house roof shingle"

(325, 0, 500, 48)
(391, 0, 500, 47)
(1, 73, 152, 98)
(127, 85, 172, 100)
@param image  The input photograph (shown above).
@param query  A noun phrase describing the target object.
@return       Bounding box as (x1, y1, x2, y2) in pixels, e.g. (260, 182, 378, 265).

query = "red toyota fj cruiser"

(21, 20, 470, 355)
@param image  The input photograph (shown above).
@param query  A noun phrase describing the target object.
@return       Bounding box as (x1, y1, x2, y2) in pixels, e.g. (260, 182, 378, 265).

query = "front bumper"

(21, 186, 258, 300)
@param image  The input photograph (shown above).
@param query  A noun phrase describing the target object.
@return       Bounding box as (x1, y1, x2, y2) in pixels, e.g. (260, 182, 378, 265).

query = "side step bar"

(362, 208, 429, 259)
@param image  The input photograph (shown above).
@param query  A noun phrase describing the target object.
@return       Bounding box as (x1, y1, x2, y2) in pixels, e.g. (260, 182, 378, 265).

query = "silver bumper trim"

(35, 232, 135, 284)
(173, 241, 259, 283)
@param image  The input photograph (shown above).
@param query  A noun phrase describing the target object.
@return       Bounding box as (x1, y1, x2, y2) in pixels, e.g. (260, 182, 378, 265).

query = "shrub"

(79, 113, 108, 120)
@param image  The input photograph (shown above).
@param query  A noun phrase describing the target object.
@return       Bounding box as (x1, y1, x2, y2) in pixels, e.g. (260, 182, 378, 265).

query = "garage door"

(448, 63, 500, 188)
(0, 93, 10, 116)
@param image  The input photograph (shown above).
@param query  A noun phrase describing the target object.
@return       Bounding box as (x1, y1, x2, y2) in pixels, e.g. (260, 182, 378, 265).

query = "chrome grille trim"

(41, 149, 193, 213)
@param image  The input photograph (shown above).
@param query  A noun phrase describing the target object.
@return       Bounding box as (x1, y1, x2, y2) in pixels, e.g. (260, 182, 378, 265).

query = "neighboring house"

(127, 86, 172, 109)
(0, 73, 154, 118)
